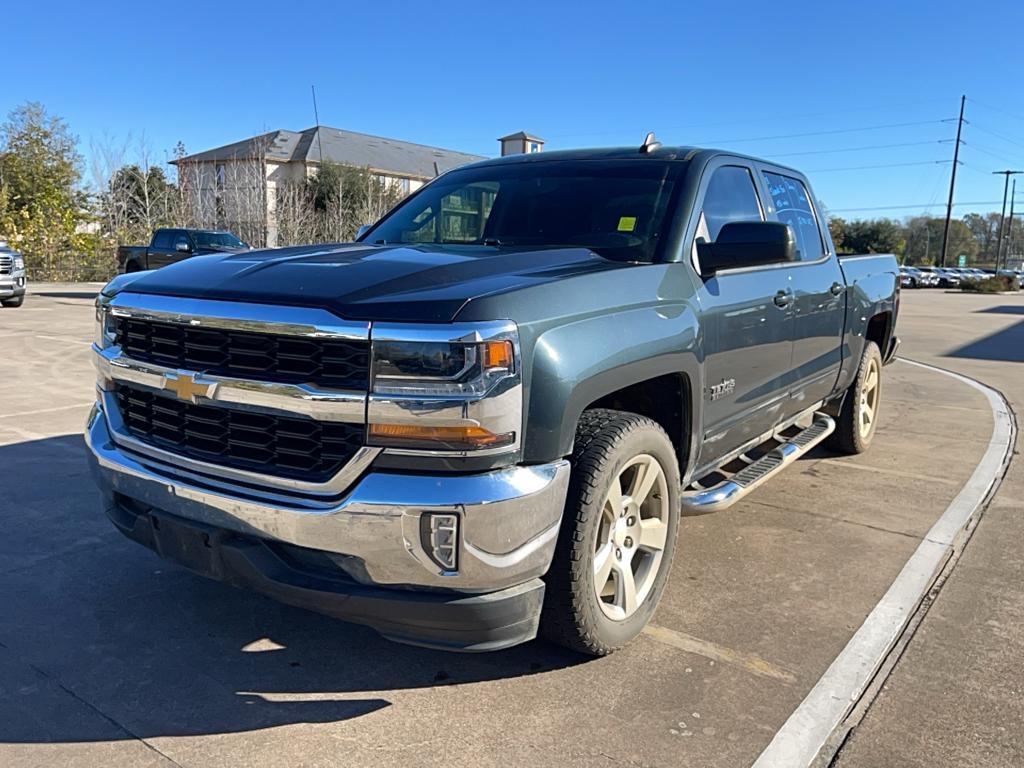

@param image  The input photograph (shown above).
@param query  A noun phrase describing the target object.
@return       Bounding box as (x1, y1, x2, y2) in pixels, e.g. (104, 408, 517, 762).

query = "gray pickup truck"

(86, 140, 899, 654)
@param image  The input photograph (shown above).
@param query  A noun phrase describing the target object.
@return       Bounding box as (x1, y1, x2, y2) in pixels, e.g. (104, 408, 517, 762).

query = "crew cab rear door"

(756, 167, 845, 409)
(690, 160, 796, 459)
(148, 229, 181, 269)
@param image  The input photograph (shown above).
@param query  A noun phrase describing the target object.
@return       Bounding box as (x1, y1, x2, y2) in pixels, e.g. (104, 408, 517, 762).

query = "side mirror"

(696, 221, 797, 277)
(175, 242, 191, 253)
(355, 224, 373, 241)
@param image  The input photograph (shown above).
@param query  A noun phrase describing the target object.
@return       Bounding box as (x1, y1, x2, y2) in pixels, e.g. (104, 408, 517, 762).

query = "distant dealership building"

(172, 126, 497, 247)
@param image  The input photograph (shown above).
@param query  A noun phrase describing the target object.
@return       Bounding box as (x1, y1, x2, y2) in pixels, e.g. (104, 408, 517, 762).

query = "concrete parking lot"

(0, 286, 1020, 767)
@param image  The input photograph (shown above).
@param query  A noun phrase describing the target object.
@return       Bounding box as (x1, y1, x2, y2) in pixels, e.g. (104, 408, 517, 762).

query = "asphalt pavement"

(0, 284, 1018, 767)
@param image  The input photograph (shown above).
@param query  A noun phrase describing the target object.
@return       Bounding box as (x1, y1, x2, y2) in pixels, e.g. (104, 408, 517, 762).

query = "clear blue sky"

(6, 0, 1024, 220)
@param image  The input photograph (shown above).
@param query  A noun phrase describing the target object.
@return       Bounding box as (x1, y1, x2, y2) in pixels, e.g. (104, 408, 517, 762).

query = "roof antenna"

(311, 85, 324, 165)
(640, 131, 662, 154)
(433, 161, 440, 177)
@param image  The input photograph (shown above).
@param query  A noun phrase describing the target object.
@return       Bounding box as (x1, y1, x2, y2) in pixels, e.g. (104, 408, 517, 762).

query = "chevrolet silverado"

(87, 139, 899, 654)
(118, 228, 249, 273)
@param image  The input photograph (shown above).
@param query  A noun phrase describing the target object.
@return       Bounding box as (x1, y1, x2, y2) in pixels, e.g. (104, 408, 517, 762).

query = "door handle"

(829, 282, 844, 296)
(773, 290, 792, 308)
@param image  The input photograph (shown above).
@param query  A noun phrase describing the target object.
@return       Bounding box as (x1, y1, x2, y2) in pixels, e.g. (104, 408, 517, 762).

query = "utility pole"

(939, 95, 966, 268)
(1005, 179, 1017, 272)
(993, 170, 1022, 272)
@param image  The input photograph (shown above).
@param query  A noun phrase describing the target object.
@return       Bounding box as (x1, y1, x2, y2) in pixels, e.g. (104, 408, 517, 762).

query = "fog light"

(421, 513, 459, 572)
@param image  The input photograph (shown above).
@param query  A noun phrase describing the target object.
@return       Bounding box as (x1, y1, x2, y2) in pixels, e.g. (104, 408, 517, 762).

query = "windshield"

(194, 231, 247, 249)
(362, 160, 680, 262)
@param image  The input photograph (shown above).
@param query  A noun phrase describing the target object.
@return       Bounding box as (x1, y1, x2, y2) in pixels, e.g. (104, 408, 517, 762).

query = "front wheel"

(1, 295, 24, 308)
(541, 409, 680, 656)
(827, 341, 883, 454)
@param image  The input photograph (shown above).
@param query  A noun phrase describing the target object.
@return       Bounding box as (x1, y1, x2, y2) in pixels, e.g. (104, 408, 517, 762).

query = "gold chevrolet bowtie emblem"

(163, 372, 215, 403)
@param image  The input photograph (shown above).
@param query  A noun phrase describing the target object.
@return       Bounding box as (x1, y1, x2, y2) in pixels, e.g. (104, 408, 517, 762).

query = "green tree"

(101, 164, 175, 243)
(840, 218, 904, 256)
(827, 215, 847, 252)
(0, 102, 90, 276)
(962, 212, 1001, 265)
(902, 216, 977, 265)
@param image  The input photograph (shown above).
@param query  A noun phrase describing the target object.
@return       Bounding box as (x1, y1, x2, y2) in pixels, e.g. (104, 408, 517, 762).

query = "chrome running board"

(681, 413, 836, 515)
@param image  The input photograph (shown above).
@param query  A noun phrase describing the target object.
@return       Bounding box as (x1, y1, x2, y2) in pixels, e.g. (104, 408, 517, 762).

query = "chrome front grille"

(0, 255, 11, 275)
(100, 293, 375, 494)
(113, 317, 370, 390)
(115, 384, 364, 482)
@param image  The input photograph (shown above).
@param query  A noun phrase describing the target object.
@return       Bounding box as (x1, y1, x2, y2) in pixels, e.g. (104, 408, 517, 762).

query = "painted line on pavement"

(815, 458, 961, 487)
(643, 624, 796, 683)
(752, 357, 1016, 768)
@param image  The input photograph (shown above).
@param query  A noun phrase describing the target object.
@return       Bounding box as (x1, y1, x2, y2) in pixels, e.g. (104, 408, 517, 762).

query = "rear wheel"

(541, 409, 680, 656)
(827, 341, 882, 454)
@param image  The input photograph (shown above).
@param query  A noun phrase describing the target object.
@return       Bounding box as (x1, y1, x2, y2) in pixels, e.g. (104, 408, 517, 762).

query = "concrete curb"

(752, 357, 1017, 768)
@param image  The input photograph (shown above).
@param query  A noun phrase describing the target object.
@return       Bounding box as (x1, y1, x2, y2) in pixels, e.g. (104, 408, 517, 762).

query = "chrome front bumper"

(0, 275, 26, 297)
(85, 402, 570, 592)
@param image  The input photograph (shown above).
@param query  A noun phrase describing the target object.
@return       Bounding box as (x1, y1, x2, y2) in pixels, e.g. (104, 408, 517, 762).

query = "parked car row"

(898, 265, 1021, 288)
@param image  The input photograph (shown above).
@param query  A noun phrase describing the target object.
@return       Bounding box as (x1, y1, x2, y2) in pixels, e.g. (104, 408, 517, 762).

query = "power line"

(537, 98, 955, 141)
(804, 160, 951, 173)
(829, 200, 1003, 213)
(770, 140, 949, 158)
(969, 123, 1024, 151)
(968, 98, 1024, 125)
(963, 141, 1024, 164)
(696, 119, 949, 146)
(961, 161, 998, 176)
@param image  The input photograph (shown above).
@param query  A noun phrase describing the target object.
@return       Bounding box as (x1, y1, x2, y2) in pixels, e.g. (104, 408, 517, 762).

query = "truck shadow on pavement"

(976, 304, 1024, 316)
(0, 435, 584, 745)
(946, 319, 1024, 363)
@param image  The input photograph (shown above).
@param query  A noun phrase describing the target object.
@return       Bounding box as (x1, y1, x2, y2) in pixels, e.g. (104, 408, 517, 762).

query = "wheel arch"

(865, 310, 894, 352)
(522, 303, 702, 472)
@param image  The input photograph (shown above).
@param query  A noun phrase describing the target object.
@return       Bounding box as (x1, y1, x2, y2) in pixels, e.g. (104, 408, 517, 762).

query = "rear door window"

(762, 172, 825, 262)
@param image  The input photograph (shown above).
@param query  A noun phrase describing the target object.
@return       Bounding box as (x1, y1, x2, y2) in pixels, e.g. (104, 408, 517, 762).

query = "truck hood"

(118, 242, 632, 321)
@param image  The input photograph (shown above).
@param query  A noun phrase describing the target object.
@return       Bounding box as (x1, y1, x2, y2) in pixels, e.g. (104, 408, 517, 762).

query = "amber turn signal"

(368, 423, 514, 449)
(483, 340, 514, 370)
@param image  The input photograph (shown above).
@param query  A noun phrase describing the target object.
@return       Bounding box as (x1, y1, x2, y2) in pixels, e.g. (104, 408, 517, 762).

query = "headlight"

(12, 255, 24, 271)
(372, 339, 514, 396)
(367, 323, 522, 454)
(94, 301, 117, 349)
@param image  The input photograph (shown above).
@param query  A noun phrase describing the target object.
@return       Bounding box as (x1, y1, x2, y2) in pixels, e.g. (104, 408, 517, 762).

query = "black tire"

(1, 295, 24, 308)
(540, 408, 681, 656)
(827, 341, 883, 455)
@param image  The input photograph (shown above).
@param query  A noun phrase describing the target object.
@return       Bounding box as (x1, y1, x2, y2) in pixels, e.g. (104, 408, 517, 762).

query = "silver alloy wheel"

(593, 454, 670, 621)
(859, 356, 881, 438)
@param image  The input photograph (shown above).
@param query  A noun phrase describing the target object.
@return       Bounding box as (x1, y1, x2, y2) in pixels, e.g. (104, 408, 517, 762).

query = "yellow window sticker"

(617, 216, 637, 232)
